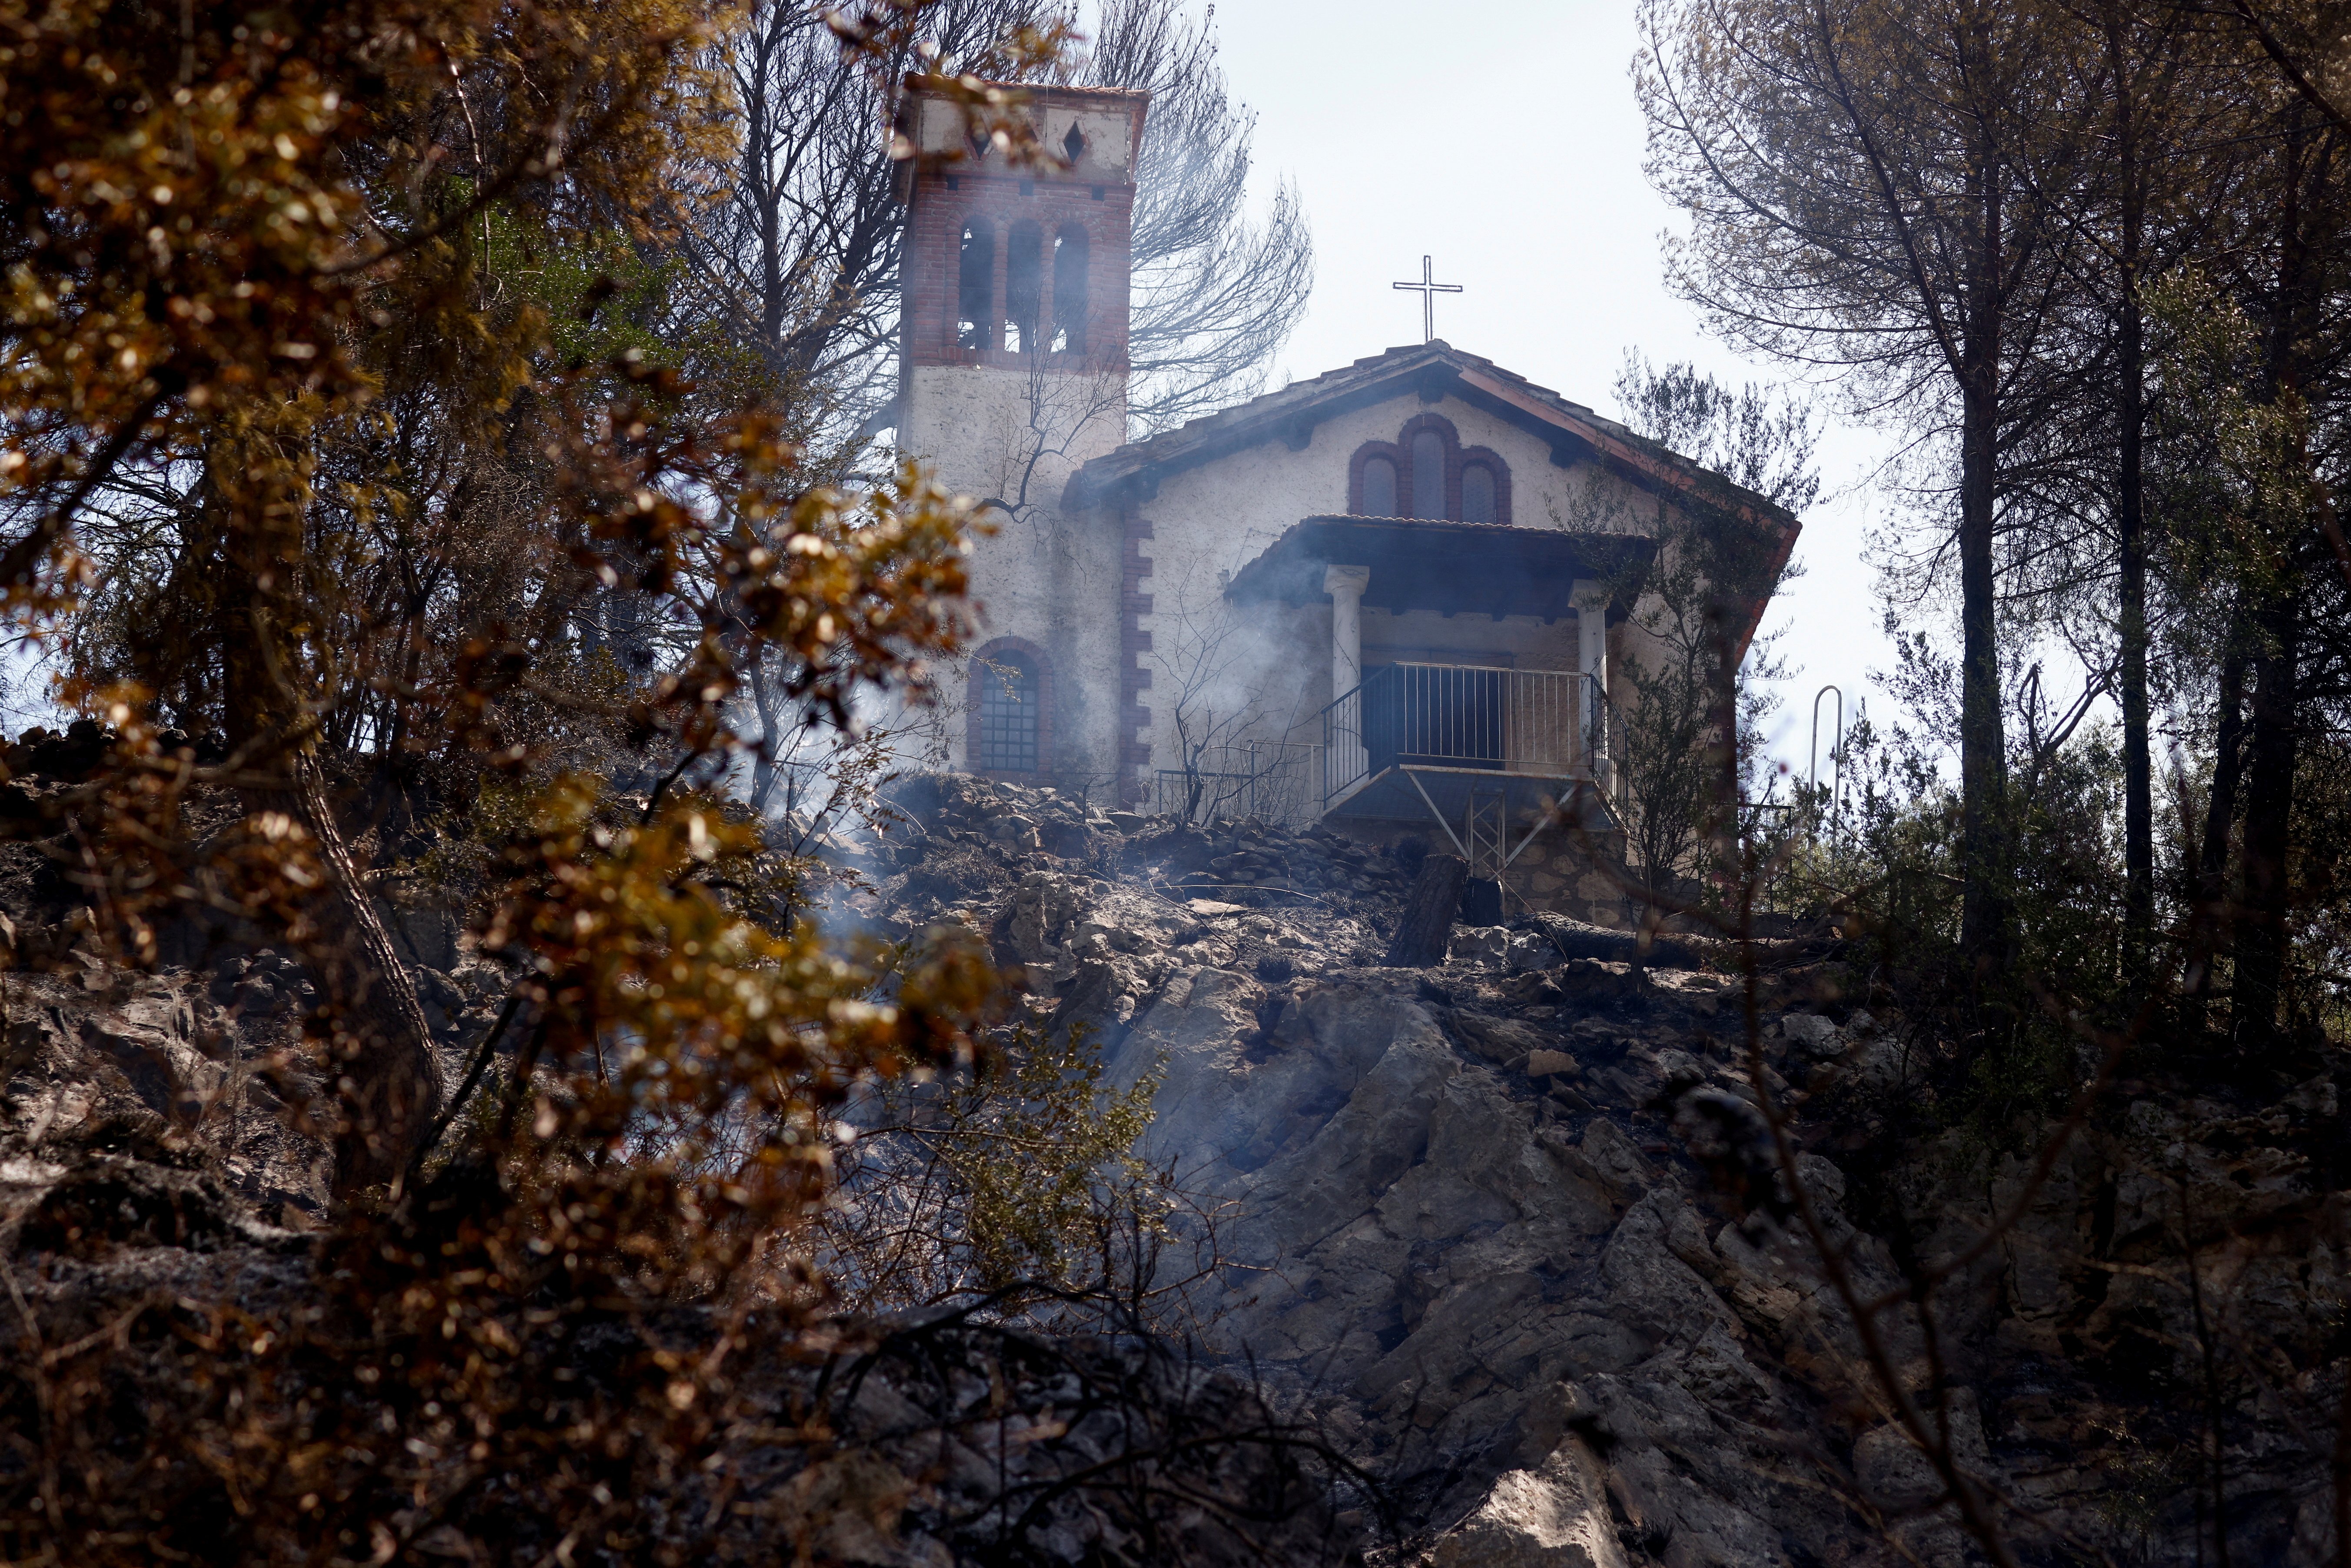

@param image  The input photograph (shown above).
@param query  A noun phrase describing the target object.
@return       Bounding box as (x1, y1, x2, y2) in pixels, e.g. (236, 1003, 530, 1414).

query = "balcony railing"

(1317, 664, 1621, 808)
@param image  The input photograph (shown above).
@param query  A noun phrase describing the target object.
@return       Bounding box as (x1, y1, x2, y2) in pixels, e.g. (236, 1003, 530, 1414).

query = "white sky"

(1208, 0, 1903, 782)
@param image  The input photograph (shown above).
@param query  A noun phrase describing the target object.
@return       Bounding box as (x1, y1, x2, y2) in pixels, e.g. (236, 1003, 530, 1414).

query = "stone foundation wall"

(1506, 832, 1637, 927)
(1316, 817, 1638, 928)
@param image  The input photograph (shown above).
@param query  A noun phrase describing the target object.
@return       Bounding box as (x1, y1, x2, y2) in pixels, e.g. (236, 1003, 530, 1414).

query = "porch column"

(1326, 564, 1370, 785)
(1572, 579, 1611, 791)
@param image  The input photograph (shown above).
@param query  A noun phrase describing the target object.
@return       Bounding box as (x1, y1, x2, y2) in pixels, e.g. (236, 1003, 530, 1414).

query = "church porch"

(1222, 516, 1651, 914)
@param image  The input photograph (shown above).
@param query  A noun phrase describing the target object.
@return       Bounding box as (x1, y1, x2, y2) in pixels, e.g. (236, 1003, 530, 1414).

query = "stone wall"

(1324, 812, 1640, 929)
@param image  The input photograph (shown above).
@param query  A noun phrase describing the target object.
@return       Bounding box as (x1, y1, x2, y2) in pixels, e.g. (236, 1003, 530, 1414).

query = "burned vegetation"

(7, 751, 2348, 1566)
(0, 749, 1394, 1567)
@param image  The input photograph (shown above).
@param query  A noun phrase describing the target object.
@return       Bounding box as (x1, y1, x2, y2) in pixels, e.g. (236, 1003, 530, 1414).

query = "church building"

(892, 84, 1798, 920)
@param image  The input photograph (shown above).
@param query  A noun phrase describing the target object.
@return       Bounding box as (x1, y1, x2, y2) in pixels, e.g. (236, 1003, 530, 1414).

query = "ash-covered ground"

(2, 766, 2346, 1565)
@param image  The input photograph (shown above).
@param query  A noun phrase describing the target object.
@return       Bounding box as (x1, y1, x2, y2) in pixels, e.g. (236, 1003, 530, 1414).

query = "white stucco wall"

(899, 361, 1130, 796)
(1117, 388, 1687, 786)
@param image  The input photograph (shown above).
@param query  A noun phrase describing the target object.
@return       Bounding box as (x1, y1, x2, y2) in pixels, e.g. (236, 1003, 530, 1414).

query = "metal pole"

(1810, 685, 1843, 835)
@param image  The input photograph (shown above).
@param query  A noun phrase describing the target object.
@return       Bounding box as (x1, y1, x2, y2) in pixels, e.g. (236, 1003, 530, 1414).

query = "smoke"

(1149, 559, 1325, 822)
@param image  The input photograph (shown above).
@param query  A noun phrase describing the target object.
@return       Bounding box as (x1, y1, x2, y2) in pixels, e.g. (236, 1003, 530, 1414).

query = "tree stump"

(1385, 853, 1469, 967)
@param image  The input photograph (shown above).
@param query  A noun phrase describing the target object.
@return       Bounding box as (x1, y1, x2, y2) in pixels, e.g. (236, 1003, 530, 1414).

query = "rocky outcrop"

(839, 780, 2351, 1566)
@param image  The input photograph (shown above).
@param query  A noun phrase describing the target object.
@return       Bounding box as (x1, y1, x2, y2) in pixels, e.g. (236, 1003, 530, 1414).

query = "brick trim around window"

(1347, 439, 1403, 516)
(1348, 412, 1511, 523)
(1459, 443, 1512, 525)
(967, 636, 1053, 783)
(1118, 505, 1155, 804)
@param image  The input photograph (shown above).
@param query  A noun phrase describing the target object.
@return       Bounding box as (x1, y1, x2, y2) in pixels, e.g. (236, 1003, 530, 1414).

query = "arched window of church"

(1461, 462, 1497, 524)
(976, 653, 1040, 774)
(956, 220, 995, 350)
(1360, 456, 1397, 516)
(1052, 226, 1089, 352)
(1004, 221, 1043, 352)
(1409, 429, 1446, 518)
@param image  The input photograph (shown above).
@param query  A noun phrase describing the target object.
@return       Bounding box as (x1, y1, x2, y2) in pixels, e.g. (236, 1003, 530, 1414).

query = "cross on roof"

(1392, 255, 1462, 344)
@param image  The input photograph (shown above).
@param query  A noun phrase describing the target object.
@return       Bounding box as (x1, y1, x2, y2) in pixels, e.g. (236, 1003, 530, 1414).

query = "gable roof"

(1062, 340, 1802, 660)
(1072, 343, 1786, 516)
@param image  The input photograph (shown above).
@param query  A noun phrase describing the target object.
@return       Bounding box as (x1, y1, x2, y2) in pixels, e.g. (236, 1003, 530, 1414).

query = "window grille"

(977, 657, 1039, 773)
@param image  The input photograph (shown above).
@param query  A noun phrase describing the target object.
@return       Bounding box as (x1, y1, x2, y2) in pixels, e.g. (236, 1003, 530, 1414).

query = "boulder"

(1448, 1010, 1553, 1069)
(1038, 817, 1094, 860)
(1577, 1116, 1655, 1201)
(986, 814, 1041, 851)
(1430, 1440, 1626, 1568)
(996, 873, 1085, 967)
(1599, 1189, 1739, 1347)
(1451, 926, 1512, 967)
(1778, 1011, 1843, 1060)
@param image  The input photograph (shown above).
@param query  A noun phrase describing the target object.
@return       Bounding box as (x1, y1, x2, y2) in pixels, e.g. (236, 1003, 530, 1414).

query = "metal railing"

(1318, 664, 1621, 807)
(1154, 741, 1324, 827)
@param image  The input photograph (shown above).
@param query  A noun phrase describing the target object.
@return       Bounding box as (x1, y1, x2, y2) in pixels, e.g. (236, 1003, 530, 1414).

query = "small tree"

(1611, 357, 1815, 906)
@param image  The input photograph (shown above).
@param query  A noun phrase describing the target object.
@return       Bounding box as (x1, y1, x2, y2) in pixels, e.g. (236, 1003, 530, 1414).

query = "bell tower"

(894, 83, 1149, 503)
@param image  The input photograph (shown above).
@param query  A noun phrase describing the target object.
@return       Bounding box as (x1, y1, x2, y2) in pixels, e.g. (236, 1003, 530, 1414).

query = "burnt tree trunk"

(2228, 121, 2320, 1054)
(2185, 632, 2248, 1035)
(1955, 144, 2012, 968)
(2107, 6, 2156, 984)
(203, 445, 442, 1196)
(245, 755, 445, 1195)
(2232, 611, 2300, 1051)
(1385, 854, 1468, 967)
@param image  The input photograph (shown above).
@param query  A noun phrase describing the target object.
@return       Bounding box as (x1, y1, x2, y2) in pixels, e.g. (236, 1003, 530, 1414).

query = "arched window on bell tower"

(1005, 220, 1043, 352)
(1052, 226, 1089, 353)
(956, 219, 995, 350)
